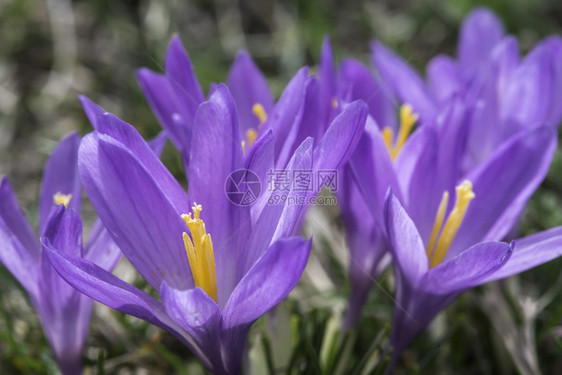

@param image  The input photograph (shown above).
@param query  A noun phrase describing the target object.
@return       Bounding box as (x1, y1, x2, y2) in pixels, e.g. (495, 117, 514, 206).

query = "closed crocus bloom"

(0, 133, 121, 375)
(44, 86, 319, 374)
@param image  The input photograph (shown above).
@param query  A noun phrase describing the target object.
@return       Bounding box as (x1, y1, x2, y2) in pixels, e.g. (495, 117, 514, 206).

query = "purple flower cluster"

(1, 6, 561, 374)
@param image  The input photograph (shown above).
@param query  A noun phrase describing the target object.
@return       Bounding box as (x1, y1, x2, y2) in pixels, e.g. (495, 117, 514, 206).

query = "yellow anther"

(383, 104, 418, 161)
(181, 203, 217, 302)
(331, 97, 338, 109)
(428, 180, 475, 268)
(382, 127, 394, 152)
(53, 192, 72, 208)
(246, 128, 258, 147)
(252, 103, 267, 126)
(426, 191, 449, 260)
(241, 128, 258, 156)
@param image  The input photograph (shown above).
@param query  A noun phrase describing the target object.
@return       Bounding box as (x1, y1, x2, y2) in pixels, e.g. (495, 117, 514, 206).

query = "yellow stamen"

(241, 128, 258, 156)
(383, 104, 419, 161)
(428, 181, 475, 268)
(246, 128, 258, 147)
(426, 191, 449, 260)
(382, 127, 394, 152)
(252, 103, 267, 126)
(331, 97, 338, 109)
(181, 203, 217, 302)
(242, 103, 266, 155)
(53, 192, 72, 208)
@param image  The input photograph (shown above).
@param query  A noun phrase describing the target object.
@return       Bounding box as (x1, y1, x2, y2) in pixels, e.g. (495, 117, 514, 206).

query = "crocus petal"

(0, 178, 39, 256)
(187, 84, 250, 305)
(38, 206, 91, 371)
(338, 58, 396, 130)
(241, 137, 313, 277)
(267, 68, 308, 166)
(349, 118, 401, 226)
(84, 218, 121, 272)
(433, 97, 469, 195)
(426, 55, 461, 102)
(541, 36, 562, 126)
(490, 36, 520, 102)
(371, 41, 436, 122)
(160, 282, 222, 371)
(464, 37, 519, 168)
(0, 178, 39, 295)
(452, 127, 556, 254)
(482, 227, 562, 283)
(42, 238, 198, 352)
(384, 192, 428, 284)
(313, 100, 368, 171)
(458, 7, 504, 71)
(188, 84, 245, 243)
(79, 95, 106, 129)
(148, 131, 168, 157)
(338, 165, 384, 328)
(137, 68, 193, 155)
(319, 36, 337, 125)
(275, 75, 316, 169)
(339, 165, 380, 274)
(223, 237, 311, 329)
(501, 45, 554, 133)
(94, 112, 190, 211)
(389, 242, 511, 363)
(164, 35, 205, 125)
(227, 50, 274, 132)
(394, 126, 438, 241)
(222, 238, 311, 373)
(245, 129, 275, 223)
(38, 132, 81, 234)
(41, 205, 82, 259)
(79, 132, 192, 290)
(422, 241, 512, 294)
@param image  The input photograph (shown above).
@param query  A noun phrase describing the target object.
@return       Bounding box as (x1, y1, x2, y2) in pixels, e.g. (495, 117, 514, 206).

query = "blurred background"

(0, 0, 561, 374)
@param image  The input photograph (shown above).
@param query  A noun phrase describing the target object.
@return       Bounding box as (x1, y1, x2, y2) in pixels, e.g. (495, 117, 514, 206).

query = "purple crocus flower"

(136, 35, 369, 228)
(314, 36, 397, 327)
(371, 7, 562, 170)
(348, 111, 562, 363)
(383, 189, 562, 366)
(0, 132, 121, 375)
(137, 36, 275, 167)
(42, 86, 329, 374)
(320, 18, 560, 328)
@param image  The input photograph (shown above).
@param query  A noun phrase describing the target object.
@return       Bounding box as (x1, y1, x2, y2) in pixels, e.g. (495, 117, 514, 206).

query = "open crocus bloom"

(43, 85, 324, 374)
(340, 58, 561, 323)
(355, 108, 562, 362)
(0, 133, 121, 375)
(136, 35, 368, 179)
(384, 190, 562, 364)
